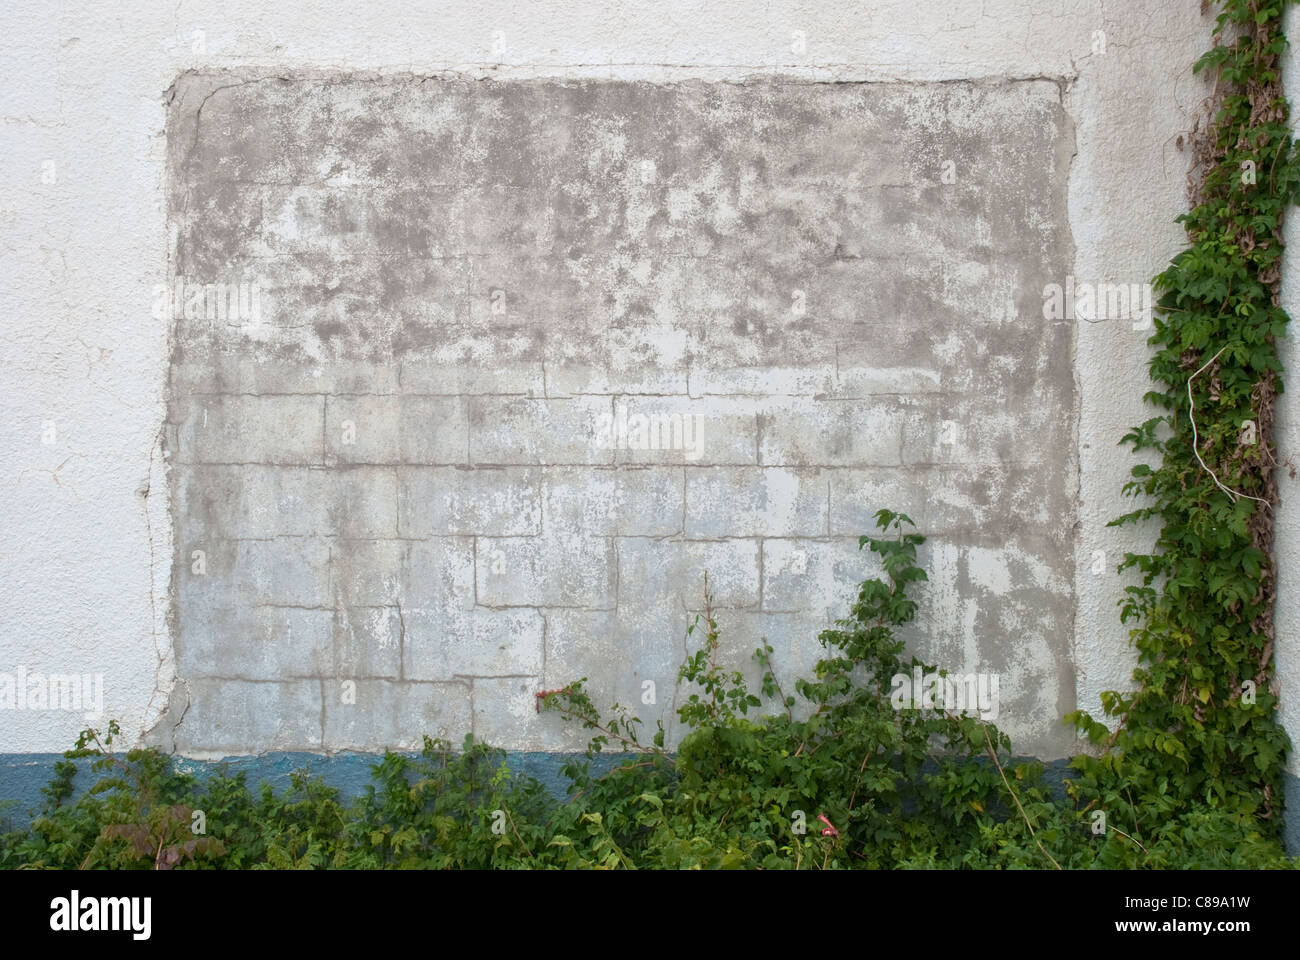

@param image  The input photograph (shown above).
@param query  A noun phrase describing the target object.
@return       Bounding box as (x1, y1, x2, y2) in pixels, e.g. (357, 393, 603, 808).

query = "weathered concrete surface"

(147, 73, 1076, 757)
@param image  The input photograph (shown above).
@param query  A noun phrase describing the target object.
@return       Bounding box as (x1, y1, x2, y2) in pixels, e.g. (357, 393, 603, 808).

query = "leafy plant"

(6, 509, 1289, 869)
(1068, 0, 1298, 836)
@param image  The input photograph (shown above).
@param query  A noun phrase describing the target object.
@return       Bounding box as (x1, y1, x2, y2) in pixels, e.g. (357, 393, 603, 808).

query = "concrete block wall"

(148, 74, 1076, 757)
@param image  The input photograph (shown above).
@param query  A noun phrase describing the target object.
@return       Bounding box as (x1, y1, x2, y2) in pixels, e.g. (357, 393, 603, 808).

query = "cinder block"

(263, 467, 332, 537)
(400, 342, 545, 396)
(827, 464, 1069, 548)
(171, 679, 323, 754)
(545, 360, 685, 397)
(616, 537, 760, 612)
(534, 465, 685, 538)
(172, 185, 264, 279)
(255, 255, 469, 337)
(323, 395, 398, 464)
(541, 466, 618, 536)
(175, 465, 279, 539)
(544, 324, 690, 396)
(831, 364, 944, 398)
(328, 467, 400, 539)
(323, 679, 473, 751)
(899, 397, 1030, 467)
(760, 538, 874, 618)
(471, 676, 588, 752)
(827, 467, 932, 537)
(239, 538, 334, 608)
(404, 606, 544, 679)
(325, 395, 468, 464)
(175, 604, 333, 681)
(261, 185, 443, 259)
(174, 394, 325, 465)
(332, 540, 406, 605)
(468, 396, 614, 465)
(614, 466, 684, 537)
(333, 605, 403, 679)
(702, 609, 834, 723)
(476, 535, 615, 608)
(177, 78, 322, 185)
(687, 363, 836, 398)
(177, 537, 332, 611)
(400, 537, 477, 612)
(911, 540, 965, 660)
(939, 259, 1022, 325)
(464, 253, 587, 331)
(398, 466, 541, 537)
(456, 180, 556, 254)
(758, 397, 903, 467)
(685, 466, 827, 537)
(177, 466, 397, 539)
(543, 606, 688, 744)
(173, 358, 400, 396)
(608, 396, 758, 465)
(963, 540, 1069, 597)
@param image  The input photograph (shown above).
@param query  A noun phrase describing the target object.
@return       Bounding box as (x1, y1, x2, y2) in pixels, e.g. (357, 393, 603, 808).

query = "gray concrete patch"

(151, 72, 1076, 758)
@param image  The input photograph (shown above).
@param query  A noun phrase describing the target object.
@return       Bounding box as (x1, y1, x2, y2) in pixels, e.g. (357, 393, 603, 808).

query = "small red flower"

(534, 687, 571, 712)
(817, 814, 839, 837)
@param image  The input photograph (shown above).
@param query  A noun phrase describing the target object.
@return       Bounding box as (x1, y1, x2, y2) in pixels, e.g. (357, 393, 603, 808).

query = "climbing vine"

(1069, 0, 1299, 831)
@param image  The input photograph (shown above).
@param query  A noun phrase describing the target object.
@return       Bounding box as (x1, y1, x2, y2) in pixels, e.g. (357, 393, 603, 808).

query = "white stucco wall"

(0, 1, 1256, 764)
(1278, 3, 1300, 850)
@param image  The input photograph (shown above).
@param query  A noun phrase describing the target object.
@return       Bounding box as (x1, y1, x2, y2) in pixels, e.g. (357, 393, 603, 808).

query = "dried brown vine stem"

(1110, 825, 1148, 855)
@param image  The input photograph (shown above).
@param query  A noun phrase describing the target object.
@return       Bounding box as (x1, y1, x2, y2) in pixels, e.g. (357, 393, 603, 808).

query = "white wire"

(1187, 344, 1272, 510)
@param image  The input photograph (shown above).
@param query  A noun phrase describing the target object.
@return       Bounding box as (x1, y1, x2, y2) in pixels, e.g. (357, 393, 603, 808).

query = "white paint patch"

(966, 546, 1012, 596)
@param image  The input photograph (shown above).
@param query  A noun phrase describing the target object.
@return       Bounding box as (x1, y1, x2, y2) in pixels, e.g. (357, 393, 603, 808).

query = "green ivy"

(1067, 0, 1298, 832)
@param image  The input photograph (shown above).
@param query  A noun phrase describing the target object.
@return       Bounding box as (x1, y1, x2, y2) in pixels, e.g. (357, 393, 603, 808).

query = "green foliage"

(5, 721, 226, 870)
(1068, 0, 1297, 833)
(3, 511, 1292, 870)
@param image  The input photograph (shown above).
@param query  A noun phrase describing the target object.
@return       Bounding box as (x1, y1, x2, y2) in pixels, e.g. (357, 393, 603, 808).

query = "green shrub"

(3, 511, 1292, 870)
